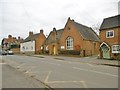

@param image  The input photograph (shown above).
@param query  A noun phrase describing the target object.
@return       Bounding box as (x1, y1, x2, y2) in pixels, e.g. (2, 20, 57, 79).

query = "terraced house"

(99, 15, 120, 59)
(20, 30, 46, 54)
(1, 35, 23, 54)
(44, 18, 100, 56)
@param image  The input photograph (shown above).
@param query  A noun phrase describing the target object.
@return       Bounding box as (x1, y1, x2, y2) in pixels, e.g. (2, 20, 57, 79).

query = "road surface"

(2, 55, 119, 88)
(1, 56, 49, 89)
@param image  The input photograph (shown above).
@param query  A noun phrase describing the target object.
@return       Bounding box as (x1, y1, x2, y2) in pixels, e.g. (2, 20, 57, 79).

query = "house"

(99, 15, 120, 59)
(1, 35, 23, 54)
(44, 28, 64, 55)
(20, 30, 46, 54)
(44, 17, 100, 56)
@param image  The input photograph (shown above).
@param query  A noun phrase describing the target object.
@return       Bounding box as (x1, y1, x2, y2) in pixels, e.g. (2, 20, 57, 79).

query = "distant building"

(20, 30, 46, 54)
(44, 28, 64, 55)
(1, 35, 23, 54)
(44, 18, 100, 56)
(99, 15, 120, 59)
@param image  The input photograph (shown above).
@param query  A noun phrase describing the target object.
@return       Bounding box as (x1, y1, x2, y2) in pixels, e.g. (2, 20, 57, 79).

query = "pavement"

(33, 55, 119, 67)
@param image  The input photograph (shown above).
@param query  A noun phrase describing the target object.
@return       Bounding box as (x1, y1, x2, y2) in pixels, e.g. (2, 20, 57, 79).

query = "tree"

(92, 23, 101, 35)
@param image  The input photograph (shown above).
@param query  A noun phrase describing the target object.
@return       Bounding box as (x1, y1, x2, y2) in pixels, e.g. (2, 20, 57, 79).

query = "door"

(53, 45, 56, 55)
(102, 48, 110, 59)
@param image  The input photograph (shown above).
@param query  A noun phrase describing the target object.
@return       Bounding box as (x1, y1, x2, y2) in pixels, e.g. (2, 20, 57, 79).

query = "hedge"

(59, 50, 80, 55)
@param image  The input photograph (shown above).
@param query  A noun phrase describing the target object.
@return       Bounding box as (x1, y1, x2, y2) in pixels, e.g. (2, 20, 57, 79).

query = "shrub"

(59, 50, 80, 55)
(10, 45, 19, 49)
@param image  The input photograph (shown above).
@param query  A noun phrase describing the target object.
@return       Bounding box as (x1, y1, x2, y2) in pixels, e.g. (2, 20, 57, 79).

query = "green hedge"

(10, 45, 20, 49)
(59, 50, 80, 55)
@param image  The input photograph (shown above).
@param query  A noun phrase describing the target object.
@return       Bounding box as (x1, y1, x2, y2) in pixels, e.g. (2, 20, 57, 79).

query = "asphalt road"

(1, 56, 48, 88)
(2, 55, 119, 88)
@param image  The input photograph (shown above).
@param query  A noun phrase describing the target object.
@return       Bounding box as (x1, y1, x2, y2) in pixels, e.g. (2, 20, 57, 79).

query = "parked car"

(7, 50, 14, 55)
(0, 50, 7, 55)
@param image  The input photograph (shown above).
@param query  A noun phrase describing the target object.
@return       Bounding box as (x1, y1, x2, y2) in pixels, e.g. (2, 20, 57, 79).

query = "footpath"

(33, 55, 119, 67)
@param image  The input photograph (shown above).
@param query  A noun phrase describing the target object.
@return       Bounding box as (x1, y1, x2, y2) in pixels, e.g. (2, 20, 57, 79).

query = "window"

(66, 37, 73, 50)
(68, 27, 70, 30)
(46, 46, 48, 50)
(106, 30, 114, 38)
(26, 47, 28, 50)
(22, 46, 25, 51)
(112, 45, 120, 53)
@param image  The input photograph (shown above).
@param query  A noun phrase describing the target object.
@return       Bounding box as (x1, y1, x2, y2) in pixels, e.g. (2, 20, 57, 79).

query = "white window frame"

(66, 37, 73, 50)
(106, 30, 114, 38)
(46, 46, 48, 50)
(112, 45, 120, 53)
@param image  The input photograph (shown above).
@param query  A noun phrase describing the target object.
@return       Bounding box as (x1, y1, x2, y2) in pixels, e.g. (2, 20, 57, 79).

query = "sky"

(0, 0, 119, 42)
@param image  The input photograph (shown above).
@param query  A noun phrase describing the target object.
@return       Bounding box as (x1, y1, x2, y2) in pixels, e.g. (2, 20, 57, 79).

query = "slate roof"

(73, 21, 100, 42)
(100, 15, 120, 30)
(44, 29, 64, 45)
(22, 33, 39, 43)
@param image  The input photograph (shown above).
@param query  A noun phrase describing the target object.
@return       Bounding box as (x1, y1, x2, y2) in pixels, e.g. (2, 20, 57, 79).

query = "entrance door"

(52, 45, 56, 55)
(53, 45, 56, 55)
(101, 43, 110, 59)
(103, 49, 110, 59)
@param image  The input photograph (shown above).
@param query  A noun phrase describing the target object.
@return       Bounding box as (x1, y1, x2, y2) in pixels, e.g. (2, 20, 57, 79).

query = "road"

(2, 55, 119, 88)
(1, 56, 50, 89)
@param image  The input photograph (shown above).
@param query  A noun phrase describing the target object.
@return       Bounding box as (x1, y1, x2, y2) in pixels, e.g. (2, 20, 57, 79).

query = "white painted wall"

(20, 41, 35, 53)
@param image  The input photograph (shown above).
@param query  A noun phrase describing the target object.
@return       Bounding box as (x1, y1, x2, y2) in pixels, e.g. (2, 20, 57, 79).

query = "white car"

(8, 50, 14, 55)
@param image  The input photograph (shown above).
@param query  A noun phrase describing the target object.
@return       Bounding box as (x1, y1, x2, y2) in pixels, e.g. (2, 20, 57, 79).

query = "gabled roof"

(22, 33, 39, 43)
(44, 29, 64, 45)
(100, 15, 120, 30)
(73, 21, 100, 42)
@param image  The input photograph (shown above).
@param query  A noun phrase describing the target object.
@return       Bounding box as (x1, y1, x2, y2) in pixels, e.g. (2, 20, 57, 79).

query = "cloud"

(0, 0, 119, 42)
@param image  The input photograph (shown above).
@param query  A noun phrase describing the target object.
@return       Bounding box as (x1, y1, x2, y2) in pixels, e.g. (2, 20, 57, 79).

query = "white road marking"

(80, 81, 88, 88)
(17, 63, 25, 69)
(44, 71, 52, 83)
(25, 66, 35, 74)
(0, 63, 6, 65)
(73, 67, 118, 77)
(46, 80, 84, 84)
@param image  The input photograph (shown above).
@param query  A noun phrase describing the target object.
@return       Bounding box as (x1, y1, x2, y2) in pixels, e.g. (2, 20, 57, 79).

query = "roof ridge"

(104, 14, 120, 20)
(73, 21, 91, 29)
(73, 20, 100, 42)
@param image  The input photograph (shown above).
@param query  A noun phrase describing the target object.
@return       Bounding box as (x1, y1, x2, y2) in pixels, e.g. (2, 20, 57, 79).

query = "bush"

(10, 45, 19, 48)
(44, 50, 49, 54)
(59, 50, 80, 55)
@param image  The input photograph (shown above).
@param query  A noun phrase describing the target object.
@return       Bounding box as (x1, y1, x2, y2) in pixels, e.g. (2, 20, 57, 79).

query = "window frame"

(112, 45, 120, 53)
(66, 37, 73, 50)
(106, 30, 114, 38)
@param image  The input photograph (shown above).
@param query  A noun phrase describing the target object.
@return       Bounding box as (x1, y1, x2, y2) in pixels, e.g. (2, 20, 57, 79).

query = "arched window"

(66, 37, 73, 50)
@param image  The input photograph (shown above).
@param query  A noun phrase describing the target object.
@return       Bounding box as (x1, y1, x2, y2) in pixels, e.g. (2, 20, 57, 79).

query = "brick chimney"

(18, 36, 20, 40)
(8, 35, 12, 38)
(40, 29, 43, 33)
(29, 31, 33, 36)
(53, 27, 56, 32)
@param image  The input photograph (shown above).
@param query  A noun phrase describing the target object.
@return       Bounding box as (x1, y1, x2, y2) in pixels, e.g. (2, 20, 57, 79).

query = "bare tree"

(92, 23, 101, 35)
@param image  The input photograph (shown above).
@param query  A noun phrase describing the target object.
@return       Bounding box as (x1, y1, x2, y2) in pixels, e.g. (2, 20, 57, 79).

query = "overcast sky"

(0, 0, 119, 42)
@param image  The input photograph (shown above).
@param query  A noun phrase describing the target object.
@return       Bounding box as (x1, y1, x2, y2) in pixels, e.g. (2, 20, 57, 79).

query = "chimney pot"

(40, 29, 43, 33)
(29, 31, 33, 36)
(53, 27, 56, 31)
(18, 36, 20, 39)
(8, 35, 12, 38)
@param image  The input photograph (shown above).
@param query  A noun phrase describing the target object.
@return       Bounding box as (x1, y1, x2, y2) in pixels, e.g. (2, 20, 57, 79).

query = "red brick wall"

(59, 19, 100, 56)
(35, 32, 46, 54)
(11, 48, 20, 54)
(100, 27, 120, 59)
